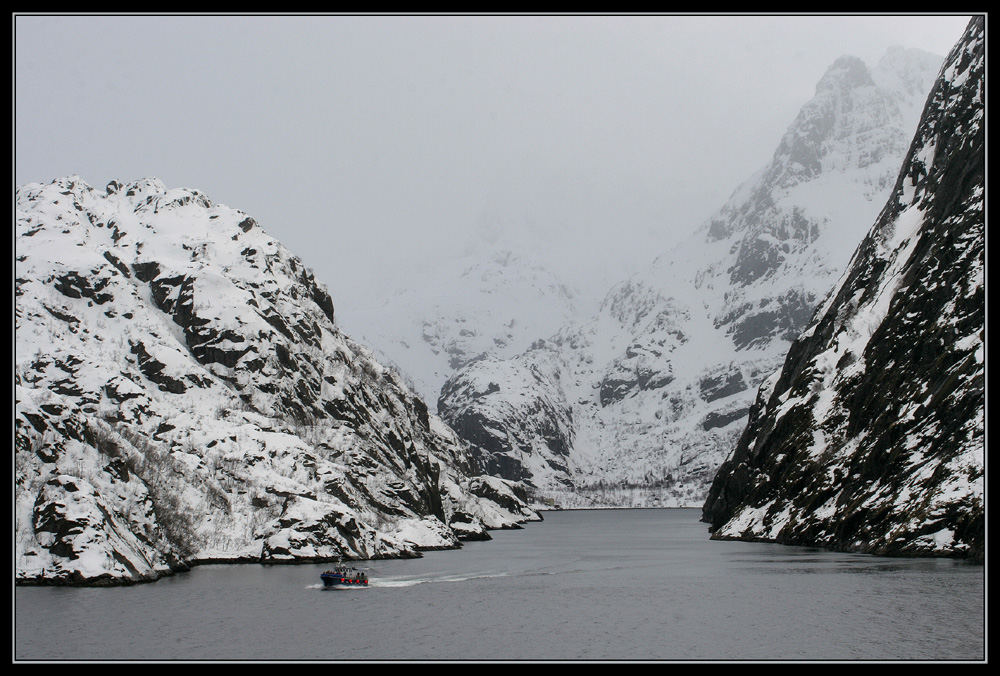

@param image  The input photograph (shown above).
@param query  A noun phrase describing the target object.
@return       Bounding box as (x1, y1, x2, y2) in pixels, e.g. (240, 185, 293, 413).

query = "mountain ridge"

(437, 46, 945, 508)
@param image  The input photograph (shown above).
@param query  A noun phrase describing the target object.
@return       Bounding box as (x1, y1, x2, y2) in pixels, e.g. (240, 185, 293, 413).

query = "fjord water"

(15, 509, 983, 661)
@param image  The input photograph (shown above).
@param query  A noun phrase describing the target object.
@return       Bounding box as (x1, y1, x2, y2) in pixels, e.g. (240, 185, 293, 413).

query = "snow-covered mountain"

(346, 249, 580, 407)
(702, 17, 984, 560)
(15, 177, 538, 585)
(438, 46, 944, 508)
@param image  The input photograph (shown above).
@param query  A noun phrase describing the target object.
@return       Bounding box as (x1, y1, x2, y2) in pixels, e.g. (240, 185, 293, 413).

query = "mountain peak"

(815, 55, 874, 93)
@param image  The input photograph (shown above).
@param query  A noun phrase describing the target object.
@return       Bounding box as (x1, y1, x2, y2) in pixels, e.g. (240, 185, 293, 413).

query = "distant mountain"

(438, 46, 944, 508)
(346, 248, 581, 407)
(15, 177, 538, 585)
(702, 17, 984, 560)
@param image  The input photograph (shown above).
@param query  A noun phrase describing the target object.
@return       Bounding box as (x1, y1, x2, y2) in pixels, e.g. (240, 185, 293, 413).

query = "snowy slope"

(15, 177, 538, 585)
(702, 17, 984, 560)
(438, 46, 944, 508)
(346, 248, 580, 406)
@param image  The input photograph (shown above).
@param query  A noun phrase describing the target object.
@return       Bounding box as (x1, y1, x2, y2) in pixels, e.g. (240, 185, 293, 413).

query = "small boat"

(321, 566, 368, 588)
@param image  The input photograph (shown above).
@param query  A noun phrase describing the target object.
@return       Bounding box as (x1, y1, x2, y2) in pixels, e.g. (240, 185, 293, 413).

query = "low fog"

(14, 14, 971, 323)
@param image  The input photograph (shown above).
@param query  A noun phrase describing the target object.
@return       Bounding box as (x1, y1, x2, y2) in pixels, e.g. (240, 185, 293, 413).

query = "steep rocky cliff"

(439, 46, 943, 507)
(702, 17, 984, 560)
(15, 177, 538, 585)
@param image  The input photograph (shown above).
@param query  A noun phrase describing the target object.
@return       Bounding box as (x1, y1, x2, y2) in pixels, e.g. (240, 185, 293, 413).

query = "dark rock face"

(437, 355, 575, 493)
(699, 365, 747, 403)
(599, 363, 675, 407)
(701, 406, 750, 432)
(718, 289, 818, 351)
(702, 17, 984, 561)
(15, 178, 538, 586)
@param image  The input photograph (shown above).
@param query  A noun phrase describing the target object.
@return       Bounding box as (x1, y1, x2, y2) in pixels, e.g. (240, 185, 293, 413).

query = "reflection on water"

(731, 552, 968, 576)
(15, 508, 984, 661)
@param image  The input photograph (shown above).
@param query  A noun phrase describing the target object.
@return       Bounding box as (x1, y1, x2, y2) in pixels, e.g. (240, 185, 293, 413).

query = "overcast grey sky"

(14, 14, 973, 321)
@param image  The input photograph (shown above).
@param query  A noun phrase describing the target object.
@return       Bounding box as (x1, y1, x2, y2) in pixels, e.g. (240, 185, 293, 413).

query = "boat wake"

(371, 572, 511, 588)
(311, 569, 578, 590)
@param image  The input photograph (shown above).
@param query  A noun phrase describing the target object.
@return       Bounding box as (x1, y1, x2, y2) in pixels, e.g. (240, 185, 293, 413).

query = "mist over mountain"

(347, 247, 582, 406)
(436, 46, 945, 508)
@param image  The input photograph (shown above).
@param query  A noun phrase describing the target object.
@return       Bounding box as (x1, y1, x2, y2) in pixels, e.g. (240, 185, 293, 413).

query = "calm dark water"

(14, 508, 984, 661)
